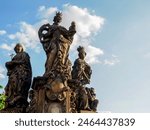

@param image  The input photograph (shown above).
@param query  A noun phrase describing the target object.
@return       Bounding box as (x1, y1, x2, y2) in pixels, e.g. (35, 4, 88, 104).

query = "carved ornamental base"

(0, 77, 98, 113)
(27, 77, 77, 113)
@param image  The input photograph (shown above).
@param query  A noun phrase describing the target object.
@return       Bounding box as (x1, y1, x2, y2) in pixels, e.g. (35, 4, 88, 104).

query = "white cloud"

(2, 4, 105, 64)
(104, 55, 120, 66)
(143, 52, 150, 59)
(85, 45, 104, 64)
(8, 22, 40, 52)
(0, 66, 5, 80)
(38, 6, 58, 19)
(62, 4, 104, 37)
(0, 30, 7, 35)
(61, 4, 105, 64)
(0, 43, 13, 51)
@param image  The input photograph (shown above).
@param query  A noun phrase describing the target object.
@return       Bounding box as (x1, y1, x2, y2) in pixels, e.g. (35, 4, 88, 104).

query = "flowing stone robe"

(5, 51, 32, 108)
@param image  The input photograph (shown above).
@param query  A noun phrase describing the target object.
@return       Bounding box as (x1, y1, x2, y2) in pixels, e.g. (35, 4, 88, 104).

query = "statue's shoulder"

(22, 52, 30, 58)
(74, 58, 80, 64)
(59, 25, 68, 31)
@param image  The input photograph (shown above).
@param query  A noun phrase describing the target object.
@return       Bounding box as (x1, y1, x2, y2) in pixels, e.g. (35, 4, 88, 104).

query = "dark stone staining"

(1, 12, 99, 113)
(1, 43, 32, 113)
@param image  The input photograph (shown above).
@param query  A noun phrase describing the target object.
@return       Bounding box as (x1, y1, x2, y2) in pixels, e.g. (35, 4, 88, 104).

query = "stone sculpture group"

(0, 12, 99, 113)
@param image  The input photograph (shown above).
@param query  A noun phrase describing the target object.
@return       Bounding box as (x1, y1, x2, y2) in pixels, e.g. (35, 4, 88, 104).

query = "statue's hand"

(71, 21, 76, 26)
(68, 21, 76, 38)
(5, 61, 13, 68)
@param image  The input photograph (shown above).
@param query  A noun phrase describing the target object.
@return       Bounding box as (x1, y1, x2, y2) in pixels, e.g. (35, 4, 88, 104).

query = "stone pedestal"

(28, 77, 76, 113)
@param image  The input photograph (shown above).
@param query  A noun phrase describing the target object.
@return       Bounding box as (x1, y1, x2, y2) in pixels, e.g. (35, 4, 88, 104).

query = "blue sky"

(0, 0, 150, 112)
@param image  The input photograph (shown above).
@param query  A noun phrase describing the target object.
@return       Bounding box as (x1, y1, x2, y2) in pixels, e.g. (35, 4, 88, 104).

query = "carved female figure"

(71, 46, 92, 111)
(38, 12, 76, 82)
(4, 43, 32, 109)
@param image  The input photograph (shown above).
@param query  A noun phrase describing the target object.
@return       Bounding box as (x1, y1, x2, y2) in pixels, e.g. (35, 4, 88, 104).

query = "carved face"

(53, 16, 62, 25)
(79, 52, 86, 60)
(14, 44, 23, 53)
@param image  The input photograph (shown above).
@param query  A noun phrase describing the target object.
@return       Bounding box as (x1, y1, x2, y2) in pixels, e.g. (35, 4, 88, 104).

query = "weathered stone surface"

(0, 43, 32, 113)
(1, 12, 99, 113)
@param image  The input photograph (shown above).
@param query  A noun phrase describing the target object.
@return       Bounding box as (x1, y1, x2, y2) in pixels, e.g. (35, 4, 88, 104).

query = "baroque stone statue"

(28, 12, 99, 113)
(38, 12, 76, 84)
(72, 46, 92, 86)
(0, 43, 32, 113)
(70, 46, 98, 112)
(0, 12, 99, 113)
(30, 12, 77, 113)
(0, 11, 99, 113)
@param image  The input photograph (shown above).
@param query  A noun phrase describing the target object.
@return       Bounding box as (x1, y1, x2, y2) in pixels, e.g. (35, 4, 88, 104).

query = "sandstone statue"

(0, 12, 99, 113)
(1, 43, 32, 113)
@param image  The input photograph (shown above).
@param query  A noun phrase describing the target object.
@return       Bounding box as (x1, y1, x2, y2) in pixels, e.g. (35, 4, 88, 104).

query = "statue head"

(14, 43, 24, 53)
(53, 12, 62, 25)
(77, 46, 86, 60)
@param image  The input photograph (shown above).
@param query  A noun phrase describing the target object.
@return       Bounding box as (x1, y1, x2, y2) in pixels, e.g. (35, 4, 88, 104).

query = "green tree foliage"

(0, 85, 6, 110)
(0, 85, 3, 89)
